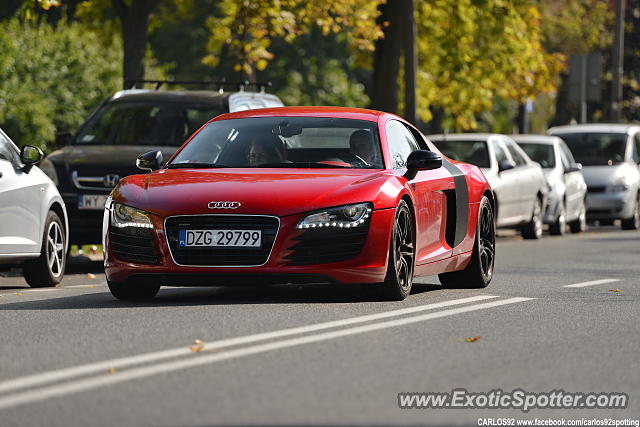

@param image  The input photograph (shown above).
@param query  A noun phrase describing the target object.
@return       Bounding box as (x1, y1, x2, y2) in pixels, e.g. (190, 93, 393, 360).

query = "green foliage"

(416, 0, 564, 130)
(0, 18, 122, 151)
(267, 30, 369, 107)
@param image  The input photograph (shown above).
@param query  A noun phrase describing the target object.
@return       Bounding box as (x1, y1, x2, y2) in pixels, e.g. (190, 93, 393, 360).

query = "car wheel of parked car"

(521, 197, 543, 240)
(439, 196, 495, 289)
(23, 211, 66, 288)
(621, 195, 640, 230)
(569, 200, 587, 233)
(378, 200, 415, 301)
(549, 203, 566, 235)
(108, 280, 160, 301)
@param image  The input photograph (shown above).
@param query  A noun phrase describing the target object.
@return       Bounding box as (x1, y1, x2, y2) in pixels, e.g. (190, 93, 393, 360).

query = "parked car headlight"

(110, 202, 153, 228)
(38, 159, 58, 186)
(297, 203, 372, 229)
(606, 184, 629, 192)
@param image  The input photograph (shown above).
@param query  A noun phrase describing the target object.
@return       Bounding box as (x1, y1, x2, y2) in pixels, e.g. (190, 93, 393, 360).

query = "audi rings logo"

(208, 201, 241, 209)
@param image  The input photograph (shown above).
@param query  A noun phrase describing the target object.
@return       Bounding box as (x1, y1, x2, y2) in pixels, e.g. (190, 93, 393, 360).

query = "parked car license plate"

(178, 229, 262, 247)
(78, 194, 109, 210)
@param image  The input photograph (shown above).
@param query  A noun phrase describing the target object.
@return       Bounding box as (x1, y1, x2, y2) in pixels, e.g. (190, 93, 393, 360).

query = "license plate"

(178, 229, 262, 247)
(78, 194, 109, 210)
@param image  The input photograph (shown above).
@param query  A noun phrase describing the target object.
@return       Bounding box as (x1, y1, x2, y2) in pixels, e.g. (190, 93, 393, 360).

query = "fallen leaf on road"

(609, 289, 622, 292)
(108, 367, 116, 374)
(14, 293, 22, 296)
(87, 285, 95, 288)
(86, 273, 96, 279)
(189, 339, 205, 352)
(465, 336, 481, 342)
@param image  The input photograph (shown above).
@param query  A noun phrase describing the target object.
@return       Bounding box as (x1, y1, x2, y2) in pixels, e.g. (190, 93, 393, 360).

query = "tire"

(23, 211, 66, 288)
(549, 202, 566, 235)
(569, 200, 587, 233)
(378, 200, 415, 301)
(439, 196, 495, 289)
(108, 280, 160, 301)
(621, 195, 639, 230)
(521, 197, 543, 239)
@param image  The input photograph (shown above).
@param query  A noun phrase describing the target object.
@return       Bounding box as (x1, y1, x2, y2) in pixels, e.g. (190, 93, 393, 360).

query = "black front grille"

(284, 225, 370, 265)
(165, 215, 279, 266)
(588, 186, 606, 193)
(110, 227, 158, 264)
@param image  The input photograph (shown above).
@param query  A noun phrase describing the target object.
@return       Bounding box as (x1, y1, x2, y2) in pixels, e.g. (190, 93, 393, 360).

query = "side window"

(559, 142, 576, 167)
(0, 132, 19, 165)
(633, 133, 640, 164)
(385, 120, 420, 169)
(504, 139, 527, 166)
(491, 140, 510, 165)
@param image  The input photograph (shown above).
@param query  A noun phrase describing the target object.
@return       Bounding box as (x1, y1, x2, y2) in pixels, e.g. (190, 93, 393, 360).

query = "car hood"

(46, 145, 179, 177)
(580, 164, 638, 187)
(114, 168, 396, 217)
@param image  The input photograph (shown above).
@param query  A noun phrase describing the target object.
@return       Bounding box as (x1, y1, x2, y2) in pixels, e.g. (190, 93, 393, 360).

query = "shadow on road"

(0, 281, 443, 310)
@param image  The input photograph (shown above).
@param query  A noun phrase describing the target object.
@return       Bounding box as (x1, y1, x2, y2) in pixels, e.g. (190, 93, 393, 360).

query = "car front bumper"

(586, 191, 636, 220)
(104, 208, 396, 286)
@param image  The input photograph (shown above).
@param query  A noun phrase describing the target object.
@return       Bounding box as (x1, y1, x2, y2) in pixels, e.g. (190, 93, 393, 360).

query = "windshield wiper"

(166, 162, 229, 169)
(256, 162, 351, 169)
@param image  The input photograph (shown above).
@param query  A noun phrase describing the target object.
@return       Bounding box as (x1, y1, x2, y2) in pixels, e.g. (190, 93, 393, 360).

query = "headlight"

(297, 203, 372, 229)
(606, 184, 629, 192)
(38, 159, 58, 186)
(110, 202, 153, 228)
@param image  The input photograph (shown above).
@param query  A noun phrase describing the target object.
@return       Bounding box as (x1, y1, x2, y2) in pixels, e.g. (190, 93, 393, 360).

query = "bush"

(0, 18, 122, 152)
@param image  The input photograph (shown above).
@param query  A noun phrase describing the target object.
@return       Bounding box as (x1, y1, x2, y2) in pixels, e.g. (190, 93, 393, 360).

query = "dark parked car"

(41, 82, 284, 244)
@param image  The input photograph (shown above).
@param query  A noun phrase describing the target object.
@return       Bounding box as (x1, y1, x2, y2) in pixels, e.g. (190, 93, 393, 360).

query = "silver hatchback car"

(513, 135, 587, 234)
(548, 124, 640, 230)
(0, 128, 69, 287)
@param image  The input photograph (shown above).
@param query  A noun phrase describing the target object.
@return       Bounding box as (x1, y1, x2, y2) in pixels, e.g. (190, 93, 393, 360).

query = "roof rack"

(124, 80, 273, 93)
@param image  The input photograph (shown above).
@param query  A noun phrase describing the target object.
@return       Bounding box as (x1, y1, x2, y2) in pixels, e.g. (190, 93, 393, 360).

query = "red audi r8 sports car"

(103, 107, 496, 301)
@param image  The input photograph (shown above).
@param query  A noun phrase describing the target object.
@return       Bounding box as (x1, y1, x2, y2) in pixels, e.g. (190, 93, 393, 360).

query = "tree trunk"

(370, 0, 404, 114)
(114, 0, 156, 89)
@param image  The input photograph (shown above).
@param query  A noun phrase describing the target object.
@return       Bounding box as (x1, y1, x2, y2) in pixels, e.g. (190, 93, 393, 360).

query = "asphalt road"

(1, 226, 639, 426)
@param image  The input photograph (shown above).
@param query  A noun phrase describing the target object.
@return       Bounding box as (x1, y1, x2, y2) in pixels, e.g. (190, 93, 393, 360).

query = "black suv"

(41, 81, 284, 244)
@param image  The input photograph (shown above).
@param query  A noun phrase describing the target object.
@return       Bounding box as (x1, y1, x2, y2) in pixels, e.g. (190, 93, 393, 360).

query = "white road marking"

(23, 288, 58, 293)
(0, 294, 498, 396)
(563, 278, 621, 288)
(63, 284, 105, 289)
(0, 296, 533, 410)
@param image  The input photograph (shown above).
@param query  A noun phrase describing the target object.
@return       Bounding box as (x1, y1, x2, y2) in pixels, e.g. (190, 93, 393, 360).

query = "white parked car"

(513, 135, 588, 234)
(429, 133, 547, 239)
(0, 128, 68, 286)
(548, 124, 640, 230)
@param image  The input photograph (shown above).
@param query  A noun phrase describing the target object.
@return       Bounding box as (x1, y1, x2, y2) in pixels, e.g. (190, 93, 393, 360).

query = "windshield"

(75, 102, 224, 146)
(432, 140, 490, 168)
(169, 117, 383, 169)
(559, 133, 628, 166)
(518, 143, 556, 168)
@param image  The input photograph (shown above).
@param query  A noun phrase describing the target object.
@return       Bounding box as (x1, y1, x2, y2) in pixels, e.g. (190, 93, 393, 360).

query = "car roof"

(511, 134, 561, 145)
(548, 123, 640, 135)
(213, 106, 389, 122)
(108, 89, 231, 106)
(427, 133, 506, 141)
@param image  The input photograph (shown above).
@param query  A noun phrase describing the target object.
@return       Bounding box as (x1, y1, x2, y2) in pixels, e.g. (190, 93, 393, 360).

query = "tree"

(0, 17, 122, 151)
(539, 0, 612, 125)
(75, 0, 187, 87)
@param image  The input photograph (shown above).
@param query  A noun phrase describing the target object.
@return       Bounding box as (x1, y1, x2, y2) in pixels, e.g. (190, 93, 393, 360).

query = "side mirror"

(564, 163, 582, 174)
(55, 132, 72, 146)
(20, 145, 44, 173)
(404, 150, 442, 180)
(498, 160, 516, 172)
(136, 150, 163, 172)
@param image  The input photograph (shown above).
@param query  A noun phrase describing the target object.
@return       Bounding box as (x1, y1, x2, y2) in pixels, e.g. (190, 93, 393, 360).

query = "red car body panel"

(104, 107, 493, 286)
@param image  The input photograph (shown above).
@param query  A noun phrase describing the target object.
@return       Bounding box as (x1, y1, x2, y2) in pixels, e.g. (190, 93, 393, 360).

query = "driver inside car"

(245, 135, 286, 166)
(349, 129, 377, 167)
